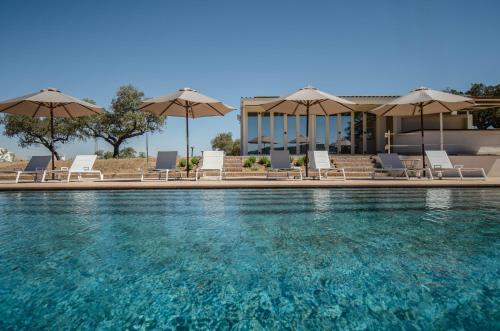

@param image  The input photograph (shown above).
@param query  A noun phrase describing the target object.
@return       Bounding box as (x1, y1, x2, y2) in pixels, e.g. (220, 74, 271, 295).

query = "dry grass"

(0, 158, 153, 174)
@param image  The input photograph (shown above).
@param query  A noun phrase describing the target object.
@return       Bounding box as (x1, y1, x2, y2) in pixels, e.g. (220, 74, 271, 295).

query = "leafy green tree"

(1, 115, 82, 160)
(211, 132, 241, 156)
(447, 83, 500, 129)
(466, 83, 500, 129)
(119, 147, 136, 158)
(80, 85, 165, 158)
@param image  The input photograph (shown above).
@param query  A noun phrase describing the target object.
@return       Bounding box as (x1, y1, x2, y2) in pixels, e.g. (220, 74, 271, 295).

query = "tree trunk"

(48, 145, 60, 160)
(113, 144, 121, 158)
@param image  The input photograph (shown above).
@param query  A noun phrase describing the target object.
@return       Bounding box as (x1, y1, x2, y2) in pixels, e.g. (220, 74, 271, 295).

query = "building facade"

(239, 96, 500, 156)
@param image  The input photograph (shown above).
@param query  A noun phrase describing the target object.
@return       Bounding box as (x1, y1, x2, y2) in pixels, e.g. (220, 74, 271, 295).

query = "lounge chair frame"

(371, 153, 427, 180)
(45, 155, 103, 182)
(308, 151, 346, 180)
(141, 151, 181, 182)
(425, 150, 487, 180)
(267, 150, 303, 180)
(195, 151, 224, 181)
(0, 156, 51, 183)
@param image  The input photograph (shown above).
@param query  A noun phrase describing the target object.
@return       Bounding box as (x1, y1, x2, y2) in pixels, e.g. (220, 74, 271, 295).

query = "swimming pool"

(0, 188, 499, 329)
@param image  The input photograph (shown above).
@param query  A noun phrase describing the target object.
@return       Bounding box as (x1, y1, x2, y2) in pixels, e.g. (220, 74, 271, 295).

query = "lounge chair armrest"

(454, 164, 464, 169)
(60, 167, 69, 171)
(82, 166, 90, 171)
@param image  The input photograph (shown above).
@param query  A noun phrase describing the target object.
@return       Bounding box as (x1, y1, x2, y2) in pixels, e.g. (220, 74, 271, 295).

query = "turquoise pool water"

(0, 188, 499, 330)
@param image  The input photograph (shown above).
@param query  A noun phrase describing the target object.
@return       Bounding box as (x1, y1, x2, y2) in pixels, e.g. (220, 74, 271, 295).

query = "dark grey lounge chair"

(267, 150, 302, 180)
(141, 151, 180, 181)
(0, 155, 51, 183)
(371, 153, 410, 179)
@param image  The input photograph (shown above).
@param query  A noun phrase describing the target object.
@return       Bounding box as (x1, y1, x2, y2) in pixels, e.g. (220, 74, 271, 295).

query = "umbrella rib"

(264, 99, 287, 112)
(206, 103, 225, 116)
(159, 101, 176, 117)
(380, 104, 398, 117)
(62, 104, 75, 119)
(73, 103, 102, 115)
(436, 101, 454, 113)
(318, 102, 329, 116)
(292, 102, 300, 115)
(31, 103, 43, 118)
(138, 102, 154, 110)
(0, 100, 28, 113)
(337, 102, 356, 112)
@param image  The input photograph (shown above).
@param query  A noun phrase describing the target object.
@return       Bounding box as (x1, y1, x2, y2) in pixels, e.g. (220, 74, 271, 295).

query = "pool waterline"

(0, 188, 499, 329)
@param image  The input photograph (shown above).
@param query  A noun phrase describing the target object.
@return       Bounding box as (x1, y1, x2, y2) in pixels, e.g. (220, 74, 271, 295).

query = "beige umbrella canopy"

(260, 86, 356, 177)
(371, 86, 475, 169)
(138, 87, 234, 177)
(0, 87, 103, 171)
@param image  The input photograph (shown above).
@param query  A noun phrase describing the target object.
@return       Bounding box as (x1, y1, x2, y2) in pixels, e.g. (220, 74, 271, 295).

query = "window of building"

(247, 112, 258, 155)
(287, 115, 297, 155)
(316, 115, 326, 151)
(329, 115, 339, 153)
(273, 113, 284, 151)
(261, 112, 271, 154)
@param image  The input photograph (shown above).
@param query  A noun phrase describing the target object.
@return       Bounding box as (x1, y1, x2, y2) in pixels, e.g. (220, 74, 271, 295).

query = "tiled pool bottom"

(0, 188, 499, 330)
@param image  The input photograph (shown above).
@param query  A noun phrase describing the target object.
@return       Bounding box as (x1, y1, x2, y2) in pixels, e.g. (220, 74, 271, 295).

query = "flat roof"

(241, 95, 500, 111)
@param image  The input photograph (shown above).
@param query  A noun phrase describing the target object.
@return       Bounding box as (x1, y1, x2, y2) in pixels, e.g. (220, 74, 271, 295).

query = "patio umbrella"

(260, 86, 356, 177)
(371, 86, 475, 169)
(138, 87, 234, 178)
(288, 134, 320, 145)
(0, 87, 103, 172)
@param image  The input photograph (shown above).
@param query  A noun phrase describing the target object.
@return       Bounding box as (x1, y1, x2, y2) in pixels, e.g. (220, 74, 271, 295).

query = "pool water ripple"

(0, 188, 499, 330)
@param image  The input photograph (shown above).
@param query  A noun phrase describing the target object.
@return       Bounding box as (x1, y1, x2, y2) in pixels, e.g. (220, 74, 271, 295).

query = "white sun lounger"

(267, 150, 302, 180)
(308, 151, 345, 180)
(425, 150, 487, 180)
(0, 155, 51, 183)
(141, 151, 180, 182)
(46, 155, 103, 182)
(371, 153, 412, 179)
(195, 151, 224, 181)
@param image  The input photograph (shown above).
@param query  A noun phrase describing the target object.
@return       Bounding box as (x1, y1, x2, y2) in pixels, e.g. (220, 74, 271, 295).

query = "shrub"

(248, 156, 257, 164)
(294, 155, 307, 167)
(190, 156, 200, 166)
(243, 159, 253, 168)
(258, 156, 271, 167)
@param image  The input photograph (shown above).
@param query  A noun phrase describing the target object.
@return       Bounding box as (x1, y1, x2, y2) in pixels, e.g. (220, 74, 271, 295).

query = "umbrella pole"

(50, 108, 55, 180)
(420, 102, 426, 172)
(185, 105, 190, 179)
(305, 102, 310, 178)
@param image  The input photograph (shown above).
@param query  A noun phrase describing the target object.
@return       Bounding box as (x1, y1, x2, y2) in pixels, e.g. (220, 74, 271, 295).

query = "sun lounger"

(195, 151, 224, 181)
(371, 153, 411, 179)
(267, 150, 302, 180)
(46, 155, 103, 182)
(308, 151, 345, 180)
(425, 150, 487, 180)
(0, 155, 51, 183)
(141, 151, 180, 181)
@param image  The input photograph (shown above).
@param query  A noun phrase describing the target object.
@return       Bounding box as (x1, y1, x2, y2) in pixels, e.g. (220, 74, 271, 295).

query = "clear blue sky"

(1, 0, 499, 158)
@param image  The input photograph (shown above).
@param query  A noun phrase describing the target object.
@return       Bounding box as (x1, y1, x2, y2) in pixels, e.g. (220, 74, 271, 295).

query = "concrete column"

(337, 114, 341, 154)
(325, 115, 330, 152)
(350, 112, 355, 154)
(295, 115, 300, 155)
(362, 112, 367, 154)
(257, 112, 262, 154)
(283, 114, 288, 151)
(270, 112, 274, 153)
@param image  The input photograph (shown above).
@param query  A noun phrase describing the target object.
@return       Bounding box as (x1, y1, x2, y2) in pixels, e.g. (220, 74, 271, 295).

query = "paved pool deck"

(1, 178, 500, 190)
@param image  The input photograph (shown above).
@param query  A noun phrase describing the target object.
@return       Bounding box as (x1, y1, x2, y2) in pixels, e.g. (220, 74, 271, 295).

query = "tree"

(1, 115, 82, 160)
(80, 85, 165, 158)
(447, 83, 500, 129)
(466, 83, 500, 129)
(119, 147, 136, 158)
(211, 132, 241, 155)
